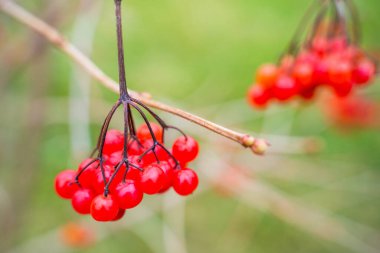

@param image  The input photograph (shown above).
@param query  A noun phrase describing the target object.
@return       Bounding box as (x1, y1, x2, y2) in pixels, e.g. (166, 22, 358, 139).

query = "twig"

(0, 0, 268, 154)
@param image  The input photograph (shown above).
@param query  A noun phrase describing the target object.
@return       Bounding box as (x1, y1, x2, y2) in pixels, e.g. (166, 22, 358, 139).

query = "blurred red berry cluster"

(321, 94, 379, 130)
(247, 0, 377, 108)
(55, 123, 199, 222)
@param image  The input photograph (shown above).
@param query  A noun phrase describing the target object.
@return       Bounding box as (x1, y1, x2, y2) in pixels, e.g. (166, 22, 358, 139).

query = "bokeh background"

(1, 0, 380, 252)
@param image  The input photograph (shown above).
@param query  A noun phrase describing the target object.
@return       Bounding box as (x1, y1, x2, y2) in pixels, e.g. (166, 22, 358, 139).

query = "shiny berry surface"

(115, 180, 143, 209)
(90, 195, 119, 222)
(273, 75, 298, 101)
(55, 170, 79, 199)
(137, 123, 163, 143)
(103, 129, 124, 155)
(140, 165, 164, 195)
(247, 85, 271, 108)
(173, 168, 199, 196)
(172, 136, 199, 163)
(71, 189, 95, 215)
(256, 63, 279, 87)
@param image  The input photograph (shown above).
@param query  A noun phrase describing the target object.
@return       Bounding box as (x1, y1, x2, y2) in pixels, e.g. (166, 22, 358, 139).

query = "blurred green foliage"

(0, 0, 380, 253)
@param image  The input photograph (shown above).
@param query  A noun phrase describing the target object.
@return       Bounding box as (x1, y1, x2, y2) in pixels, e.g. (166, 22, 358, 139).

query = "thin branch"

(0, 0, 268, 154)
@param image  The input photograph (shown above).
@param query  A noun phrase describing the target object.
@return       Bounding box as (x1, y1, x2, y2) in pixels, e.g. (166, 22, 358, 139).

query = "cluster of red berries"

(55, 123, 199, 222)
(247, 0, 377, 109)
(247, 39, 377, 108)
(322, 93, 378, 129)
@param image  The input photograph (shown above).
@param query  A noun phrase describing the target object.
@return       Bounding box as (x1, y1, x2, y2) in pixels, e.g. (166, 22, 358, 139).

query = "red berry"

(55, 170, 79, 199)
(106, 151, 123, 167)
(71, 189, 95, 214)
(140, 165, 164, 195)
(314, 58, 329, 84)
(247, 85, 271, 108)
(141, 139, 169, 164)
(103, 129, 124, 155)
(273, 75, 298, 101)
(329, 37, 347, 52)
(77, 159, 98, 189)
(332, 81, 353, 97)
(157, 161, 175, 193)
(328, 60, 352, 86)
(299, 85, 317, 101)
(92, 165, 118, 194)
(112, 209, 126, 221)
(173, 168, 198, 196)
(172, 136, 199, 163)
(256, 63, 279, 87)
(312, 37, 328, 55)
(126, 156, 144, 181)
(297, 51, 318, 66)
(292, 62, 314, 88)
(137, 123, 163, 143)
(90, 194, 119, 222)
(353, 60, 376, 85)
(128, 140, 144, 156)
(78, 158, 99, 171)
(115, 180, 143, 209)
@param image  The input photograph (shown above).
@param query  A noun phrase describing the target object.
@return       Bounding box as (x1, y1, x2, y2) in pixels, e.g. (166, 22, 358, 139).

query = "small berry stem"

(114, 0, 129, 100)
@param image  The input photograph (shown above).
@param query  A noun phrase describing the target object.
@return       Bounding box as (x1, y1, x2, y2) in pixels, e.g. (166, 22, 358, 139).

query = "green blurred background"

(1, 0, 380, 252)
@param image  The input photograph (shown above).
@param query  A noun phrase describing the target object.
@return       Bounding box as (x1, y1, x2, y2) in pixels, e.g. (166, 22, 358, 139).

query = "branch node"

(250, 138, 270, 156)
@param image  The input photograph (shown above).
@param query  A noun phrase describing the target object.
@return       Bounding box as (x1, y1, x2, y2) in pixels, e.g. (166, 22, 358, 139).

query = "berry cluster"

(55, 125, 199, 222)
(247, 0, 377, 108)
(54, 0, 201, 222)
(321, 93, 378, 129)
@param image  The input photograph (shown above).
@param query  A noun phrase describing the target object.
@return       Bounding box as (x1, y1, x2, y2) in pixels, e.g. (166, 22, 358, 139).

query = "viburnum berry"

(140, 165, 165, 195)
(299, 85, 317, 101)
(90, 194, 119, 222)
(113, 209, 126, 221)
(332, 81, 353, 97)
(141, 139, 169, 164)
(156, 161, 175, 193)
(172, 136, 199, 163)
(314, 58, 329, 84)
(328, 60, 352, 86)
(55, 170, 79, 199)
(128, 139, 144, 156)
(125, 156, 143, 181)
(312, 37, 328, 56)
(77, 158, 98, 189)
(172, 168, 199, 196)
(353, 59, 376, 85)
(71, 189, 95, 215)
(103, 129, 124, 155)
(115, 180, 143, 209)
(256, 63, 279, 87)
(292, 62, 314, 88)
(92, 165, 117, 194)
(137, 122, 163, 143)
(273, 75, 298, 101)
(247, 85, 271, 108)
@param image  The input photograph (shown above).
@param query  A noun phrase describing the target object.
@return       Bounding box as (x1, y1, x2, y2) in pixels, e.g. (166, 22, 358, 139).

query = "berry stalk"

(114, 0, 129, 100)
